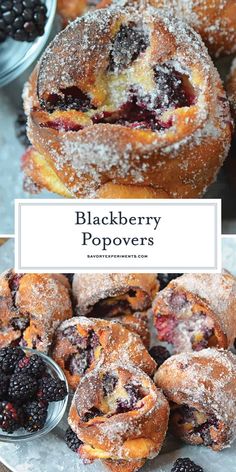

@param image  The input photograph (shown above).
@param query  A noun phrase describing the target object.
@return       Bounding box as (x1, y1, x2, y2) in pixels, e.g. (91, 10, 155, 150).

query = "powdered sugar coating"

(69, 361, 169, 460)
(104, 0, 236, 57)
(73, 273, 158, 315)
(24, 6, 232, 198)
(154, 272, 236, 348)
(155, 348, 236, 447)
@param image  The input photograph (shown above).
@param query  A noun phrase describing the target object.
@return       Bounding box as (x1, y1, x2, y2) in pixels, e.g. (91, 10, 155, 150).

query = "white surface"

(16, 200, 219, 272)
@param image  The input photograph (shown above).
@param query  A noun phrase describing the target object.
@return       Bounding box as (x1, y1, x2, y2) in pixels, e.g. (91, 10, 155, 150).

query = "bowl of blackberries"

(0, 346, 68, 441)
(0, 0, 57, 87)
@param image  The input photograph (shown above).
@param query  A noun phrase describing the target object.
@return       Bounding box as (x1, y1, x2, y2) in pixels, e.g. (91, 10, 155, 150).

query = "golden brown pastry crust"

(153, 272, 236, 352)
(154, 348, 236, 451)
(68, 363, 169, 467)
(23, 7, 232, 199)
(0, 270, 72, 352)
(226, 58, 236, 120)
(97, 0, 236, 58)
(72, 273, 158, 347)
(52, 316, 156, 390)
(57, 0, 87, 25)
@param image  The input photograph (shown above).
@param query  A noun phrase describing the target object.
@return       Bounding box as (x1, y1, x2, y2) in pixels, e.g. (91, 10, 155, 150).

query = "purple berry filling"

(41, 87, 94, 113)
(115, 383, 143, 413)
(103, 373, 118, 396)
(63, 329, 100, 376)
(109, 24, 149, 72)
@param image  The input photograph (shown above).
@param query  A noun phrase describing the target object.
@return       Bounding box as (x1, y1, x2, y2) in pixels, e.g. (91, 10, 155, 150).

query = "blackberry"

(171, 458, 204, 472)
(0, 372, 10, 400)
(15, 110, 30, 147)
(0, 401, 24, 433)
(65, 427, 83, 453)
(15, 354, 47, 378)
(149, 345, 171, 367)
(37, 376, 68, 402)
(0, 347, 25, 374)
(8, 373, 38, 402)
(158, 274, 183, 291)
(0, 0, 47, 43)
(23, 399, 48, 432)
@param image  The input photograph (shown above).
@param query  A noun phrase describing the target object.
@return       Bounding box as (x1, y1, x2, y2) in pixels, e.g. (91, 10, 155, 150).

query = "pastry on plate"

(97, 0, 236, 58)
(52, 316, 156, 390)
(152, 272, 236, 353)
(72, 273, 158, 347)
(68, 363, 169, 471)
(155, 348, 236, 451)
(0, 270, 72, 352)
(23, 6, 232, 199)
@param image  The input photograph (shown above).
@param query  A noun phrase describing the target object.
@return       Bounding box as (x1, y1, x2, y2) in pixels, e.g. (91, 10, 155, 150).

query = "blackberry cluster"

(0, 0, 47, 44)
(0, 347, 25, 374)
(38, 376, 68, 402)
(0, 373, 10, 400)
(9, 373, 38, 402)
(171, 458, 204, 472)
(0, 347, 68, 434)
(15, 353, 47, 378)
(65, 427, 83, 453)
(158, 274, 183, 291)
(149, 345, 171, 367)
(0, 401, 24, 433)
(23, 400, 48, 432)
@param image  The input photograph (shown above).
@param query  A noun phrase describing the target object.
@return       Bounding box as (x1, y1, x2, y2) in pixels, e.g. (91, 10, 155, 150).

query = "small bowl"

(0, 348, 69, 442)
(0, 0, 57, 87)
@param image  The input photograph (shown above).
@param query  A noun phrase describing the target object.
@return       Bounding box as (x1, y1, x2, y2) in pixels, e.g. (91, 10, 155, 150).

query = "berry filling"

(155, 291, 216, 353)
(172, 405, 221, 448)
(40, 87, 94, 113)
(63, 329, 101, 376)
(38, 21, 196, 133)
(108, 24, 149, 72)
(89, 289, 150, 318)
(1, 273, 33, 348)
(81, 373, 145, 422)
(115, 383, 143, 413)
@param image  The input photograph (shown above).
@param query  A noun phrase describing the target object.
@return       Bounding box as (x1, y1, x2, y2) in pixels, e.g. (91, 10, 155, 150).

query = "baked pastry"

(226, 58, 236, 120)
(23, 6, 232, 199)
(98, 0, 236, 58)
(68, 363, 169, 471)
(57, 0, 100, 25)
(72, 273, 158, 347)
(57, 0, 87, 25)
(152, 272, 236, 353)
(155, 348, 236, 451)
(0, 270, 72, 352)
(52, 316, 156, 390)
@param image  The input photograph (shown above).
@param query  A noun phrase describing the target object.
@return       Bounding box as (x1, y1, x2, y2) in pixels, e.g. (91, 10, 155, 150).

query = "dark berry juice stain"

(64, 329, 100, 376)
(82, 407, 102, 422)
(193, 416, 218, 446)
(40, 87, 95, 113)
(109, 24, 149, 72)
(115, 383, 143, 413)
(65, 351, 89, 376)
(154, 65, 195, 109)
(103, 373, 118, 396)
